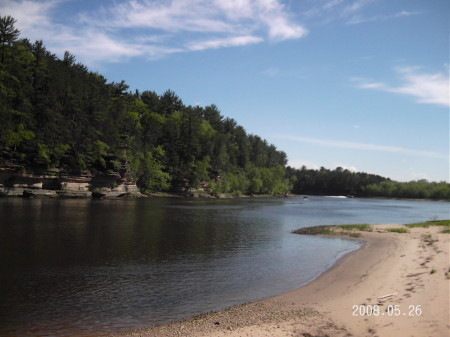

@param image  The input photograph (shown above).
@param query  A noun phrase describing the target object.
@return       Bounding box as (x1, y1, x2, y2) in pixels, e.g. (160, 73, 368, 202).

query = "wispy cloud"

(94, 0, 308, 42)
(187, 35, 263, 51)
(0, 0, 56, 30)
(276, 135, 448, 159)
(347, 10, 422, 25)
(302, 0, 421, 26)
(302, 0, 375, 21)
(353, 67, 450, 107)
(0, 0, 307, 64)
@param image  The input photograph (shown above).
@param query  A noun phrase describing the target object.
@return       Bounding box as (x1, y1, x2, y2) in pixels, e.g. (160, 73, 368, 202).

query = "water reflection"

(0, 197, 448, 336)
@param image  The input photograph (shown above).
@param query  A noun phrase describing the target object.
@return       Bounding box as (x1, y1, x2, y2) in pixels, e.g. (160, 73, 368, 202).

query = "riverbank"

(116, 223, 449, 337)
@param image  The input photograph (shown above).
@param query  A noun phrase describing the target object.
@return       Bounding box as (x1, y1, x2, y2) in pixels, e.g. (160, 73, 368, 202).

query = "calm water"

(0, 196, 448, 336)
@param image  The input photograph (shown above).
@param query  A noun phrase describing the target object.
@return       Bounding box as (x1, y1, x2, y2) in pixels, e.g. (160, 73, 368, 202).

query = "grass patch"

(338, 224, 371, 231)
(430, 269, 437, 274)
(386, 227, 409, 233)
(406, 220, 450, 228)
(293, 226, 333, 235)
(441, 228, 450, 234)
(293, 226, 362, 238)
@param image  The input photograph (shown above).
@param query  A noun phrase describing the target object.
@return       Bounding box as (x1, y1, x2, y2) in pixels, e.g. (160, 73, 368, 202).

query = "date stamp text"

(352, 304, 422, 317)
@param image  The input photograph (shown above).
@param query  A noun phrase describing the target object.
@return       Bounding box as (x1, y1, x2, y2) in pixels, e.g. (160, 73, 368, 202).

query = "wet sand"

(115, 225, 449, 337)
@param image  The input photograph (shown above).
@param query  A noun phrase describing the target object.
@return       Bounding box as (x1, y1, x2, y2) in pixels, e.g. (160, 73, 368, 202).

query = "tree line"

(286, 166, 449, 200)
(0, 15, 448, 199)
(0, 16, 289, 194)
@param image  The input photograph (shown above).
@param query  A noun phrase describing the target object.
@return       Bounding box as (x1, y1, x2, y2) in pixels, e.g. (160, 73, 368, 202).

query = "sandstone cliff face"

(0, 166, 140, 198)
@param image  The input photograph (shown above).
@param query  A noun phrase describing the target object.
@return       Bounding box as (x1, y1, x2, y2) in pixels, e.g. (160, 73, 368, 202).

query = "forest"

(1, 15, 448, 199)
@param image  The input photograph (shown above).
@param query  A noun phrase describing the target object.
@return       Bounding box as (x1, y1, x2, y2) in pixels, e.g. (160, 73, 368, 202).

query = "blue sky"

(2, 0, 448, 181)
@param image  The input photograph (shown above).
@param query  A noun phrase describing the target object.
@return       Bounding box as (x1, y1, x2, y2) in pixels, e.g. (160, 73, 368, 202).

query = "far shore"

(114, 223, 449, 337)
(2, 189, 448, 202)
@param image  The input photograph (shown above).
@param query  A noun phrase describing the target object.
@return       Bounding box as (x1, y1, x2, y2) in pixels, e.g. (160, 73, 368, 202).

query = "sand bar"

(115, 225, 449, 337)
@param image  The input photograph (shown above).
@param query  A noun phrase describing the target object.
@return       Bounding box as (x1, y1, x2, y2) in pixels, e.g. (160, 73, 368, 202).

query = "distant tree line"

(0, 15, 448, 199)
(286, 166, 387, 196)
(286, 166, 449, 200)
(364, 180, 450, 200)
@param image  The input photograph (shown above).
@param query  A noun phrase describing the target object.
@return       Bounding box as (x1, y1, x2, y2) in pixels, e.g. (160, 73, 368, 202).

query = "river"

(0, 196, 448, 336)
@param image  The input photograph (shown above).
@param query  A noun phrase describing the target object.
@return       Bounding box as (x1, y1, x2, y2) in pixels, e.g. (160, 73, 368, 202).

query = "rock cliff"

(0, 165, 141, 198)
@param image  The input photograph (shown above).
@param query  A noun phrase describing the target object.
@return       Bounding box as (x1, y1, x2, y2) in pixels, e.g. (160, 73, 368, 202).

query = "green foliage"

(364, 180, 450, 200)
(5, 123, 35, 148)
(91, 140, 109, 168)
(286, 166, 387, 197)
(36, 143, 51, 166)
(0, 16, 289, 194)
(189, 156, 211, 187)
(51, 144, 70, 166)
(0, 15, 20, 64)
(287, 165, 450, 200)
(133, 147, 171, 192)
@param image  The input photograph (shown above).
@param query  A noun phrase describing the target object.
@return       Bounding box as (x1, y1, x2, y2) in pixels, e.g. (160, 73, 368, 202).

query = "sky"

(1, 0, 449, 182)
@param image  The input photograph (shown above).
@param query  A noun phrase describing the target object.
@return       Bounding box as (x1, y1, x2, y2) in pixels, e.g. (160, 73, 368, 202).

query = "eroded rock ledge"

(0, 165, 142, 198)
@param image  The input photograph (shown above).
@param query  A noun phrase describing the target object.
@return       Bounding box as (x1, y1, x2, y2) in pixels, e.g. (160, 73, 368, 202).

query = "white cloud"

(322, 0, 345, 11)
(96, 0, 307, 40)
(288, 160, 321, 170)
(0, 0, 59, 40)
(52, 32, 150, 63)
(1, 0, 307, 64)
(347, 10, 422, 25)
(0, 0, 154, 64)
(333, 163, 358, 172)
(342, 0, 375, 17)
(303, 0, 374, 21)
(395, 10, 421, 18)
(91, 0, 234, 33)
(302, 0, 421, 26)
(276, 135, 448, 160)
(354, 67, 450, 107)
(289, 160, 358, 173)
(188, 35, 263, 51)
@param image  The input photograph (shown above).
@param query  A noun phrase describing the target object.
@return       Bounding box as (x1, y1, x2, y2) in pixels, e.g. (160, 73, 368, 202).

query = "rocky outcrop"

(0, 165, 142, 198)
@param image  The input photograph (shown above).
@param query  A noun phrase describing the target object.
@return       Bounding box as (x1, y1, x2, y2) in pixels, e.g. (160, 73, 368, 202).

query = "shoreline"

(2, 191, 447, 202)
(115, 224, 449, 337)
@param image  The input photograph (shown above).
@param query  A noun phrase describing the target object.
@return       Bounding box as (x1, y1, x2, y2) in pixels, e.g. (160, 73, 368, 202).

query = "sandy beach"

(116, 224, 449, 337)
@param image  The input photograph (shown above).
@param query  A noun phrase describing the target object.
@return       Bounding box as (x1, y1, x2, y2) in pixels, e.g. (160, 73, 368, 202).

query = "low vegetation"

(338, 224, 372, 231)
(293, 226, 361, 238)
(406, 220, 450, 228)
(406, 220, 450, 234)
(294, 221, 450, 238)
(385, 227, 409, 233)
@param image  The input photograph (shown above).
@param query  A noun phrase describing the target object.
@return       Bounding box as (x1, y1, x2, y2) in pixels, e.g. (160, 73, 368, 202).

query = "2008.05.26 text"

(352, 305, 422, 316)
